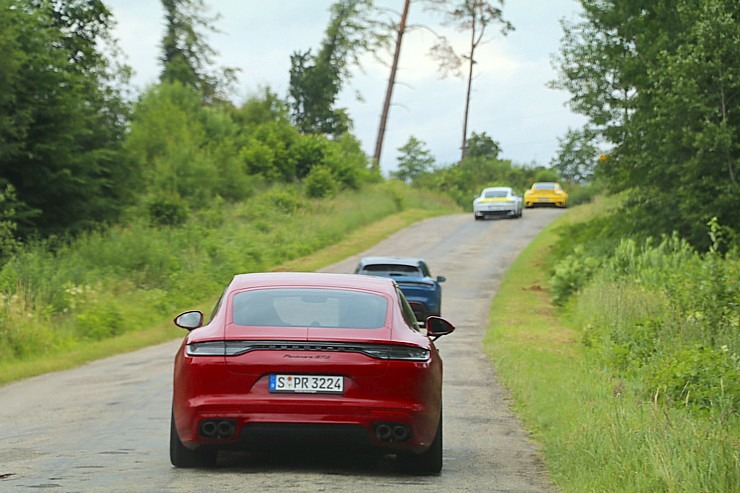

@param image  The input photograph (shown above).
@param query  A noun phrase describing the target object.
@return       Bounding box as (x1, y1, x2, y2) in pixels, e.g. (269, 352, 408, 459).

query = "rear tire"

(399, 409, 443, 474)
(170, 409, 218, 468)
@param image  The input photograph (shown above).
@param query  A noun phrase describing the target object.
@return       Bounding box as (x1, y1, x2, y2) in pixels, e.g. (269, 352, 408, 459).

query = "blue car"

(354, 257, 445, 324)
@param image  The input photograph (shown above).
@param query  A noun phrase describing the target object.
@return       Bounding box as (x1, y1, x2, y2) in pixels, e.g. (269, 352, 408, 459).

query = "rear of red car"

(170, 273, 450, 472)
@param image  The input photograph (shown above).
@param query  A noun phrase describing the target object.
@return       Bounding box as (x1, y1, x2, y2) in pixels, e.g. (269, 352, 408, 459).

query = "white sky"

(105, 0, 587, 174)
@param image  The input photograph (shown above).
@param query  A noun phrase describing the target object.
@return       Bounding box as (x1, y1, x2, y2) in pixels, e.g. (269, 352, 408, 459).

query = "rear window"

(361, 264, 422, 277)
(534, 183, 556, 190)
(484, 189, 508, 198)
(232, 288, 388, 329)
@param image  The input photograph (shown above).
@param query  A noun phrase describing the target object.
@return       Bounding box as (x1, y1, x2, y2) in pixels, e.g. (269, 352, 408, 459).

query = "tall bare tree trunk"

(373, 0, 411, 171)
(460, 10, 477, 162)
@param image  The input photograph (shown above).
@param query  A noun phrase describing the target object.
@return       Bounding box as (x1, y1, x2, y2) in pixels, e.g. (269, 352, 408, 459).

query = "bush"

(147, 195, 189, 226)
(563, 231, 739, 415)
(646, 345, 739, 412)
(75, 300, 124, 341)
(549, 245, 600, 306)
(563, 181, 603, 206)
(304, 165, 338, 199)
(264, 187, 302, 213)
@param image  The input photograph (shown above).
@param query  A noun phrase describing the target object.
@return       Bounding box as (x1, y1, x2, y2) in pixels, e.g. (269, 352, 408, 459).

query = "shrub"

(646, 345, 739, 412)
(265, 187, 302, 213)
(75, 301, 124, 341)
(304, 165, 338, 199)
(564, 231, 739, 415)
(549, 245, 600, 306)
(147, 195, 189, 226)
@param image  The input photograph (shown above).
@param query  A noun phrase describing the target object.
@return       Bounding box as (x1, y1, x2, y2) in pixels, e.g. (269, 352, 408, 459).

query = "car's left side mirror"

(426, 316, 455, 340)
(174, 310, 204, 330)
(437, 275, 446, 283)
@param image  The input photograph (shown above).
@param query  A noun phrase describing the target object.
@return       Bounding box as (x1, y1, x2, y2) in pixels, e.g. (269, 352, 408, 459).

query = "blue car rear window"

(361, 264, 421, 277)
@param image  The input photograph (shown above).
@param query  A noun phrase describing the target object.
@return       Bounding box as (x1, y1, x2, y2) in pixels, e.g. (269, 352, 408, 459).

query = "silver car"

(473, 187, 523, 220)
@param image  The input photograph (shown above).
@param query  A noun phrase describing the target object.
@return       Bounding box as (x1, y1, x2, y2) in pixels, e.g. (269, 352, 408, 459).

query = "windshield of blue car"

(231, 288, 388, 329)
(484, 190, 508, 198)
(360, 264, 422, 278)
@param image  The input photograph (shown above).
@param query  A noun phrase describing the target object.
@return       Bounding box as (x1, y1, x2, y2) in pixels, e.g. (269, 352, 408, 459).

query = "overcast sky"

(105, 0, 587, 174)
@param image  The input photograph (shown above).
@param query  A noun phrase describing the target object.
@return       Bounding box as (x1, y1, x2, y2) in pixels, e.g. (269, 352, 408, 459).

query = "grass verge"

(484, 202, 739, 492)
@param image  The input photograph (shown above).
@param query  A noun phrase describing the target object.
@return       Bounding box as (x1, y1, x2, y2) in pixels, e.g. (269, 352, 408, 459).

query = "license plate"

(538, 197, 550, 201)
(269, 374, 343, 394)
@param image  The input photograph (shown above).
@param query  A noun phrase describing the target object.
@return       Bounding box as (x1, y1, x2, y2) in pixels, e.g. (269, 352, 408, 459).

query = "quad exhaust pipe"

(374, 422, 411, 442)
(198, 419, 236, 439)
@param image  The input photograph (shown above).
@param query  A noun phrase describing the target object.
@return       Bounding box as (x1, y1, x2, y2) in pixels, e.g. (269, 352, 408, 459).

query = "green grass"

(484, 200, 739, 493)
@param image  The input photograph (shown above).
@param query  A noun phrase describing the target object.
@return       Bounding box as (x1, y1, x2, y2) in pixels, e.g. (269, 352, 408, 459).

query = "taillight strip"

(186, 340, 430, 361)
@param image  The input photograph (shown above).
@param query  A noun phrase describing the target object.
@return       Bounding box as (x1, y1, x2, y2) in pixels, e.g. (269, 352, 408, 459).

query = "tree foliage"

(289, 0, 387, 136)
(393, 136, 436, 183)
(127, 83, 375, 212)
(160, 0, 236, 103)
(127, 82, 252, 205)
(552, 0, 739, 249)
(550, 127, 598, 183)
(464, 131, 502, 160)
(0, 0, 135, 239)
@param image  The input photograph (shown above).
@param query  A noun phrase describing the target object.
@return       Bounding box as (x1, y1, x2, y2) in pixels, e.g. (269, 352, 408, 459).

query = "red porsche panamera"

(170, 272, 455, 473)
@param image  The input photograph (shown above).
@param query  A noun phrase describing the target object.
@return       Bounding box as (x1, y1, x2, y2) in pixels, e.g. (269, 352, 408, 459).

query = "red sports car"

(170, 272, 455, 473)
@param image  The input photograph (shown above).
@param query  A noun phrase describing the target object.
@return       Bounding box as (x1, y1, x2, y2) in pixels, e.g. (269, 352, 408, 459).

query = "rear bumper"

(474, 209, 518, 217)
(172, 351, 443, 455)
(474, 204, 519, 216)
(175, 395, 438, 454)
(524, 196, 567, 208)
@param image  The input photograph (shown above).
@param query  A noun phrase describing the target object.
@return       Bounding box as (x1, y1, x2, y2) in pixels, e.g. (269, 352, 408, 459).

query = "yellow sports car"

(524, 182, 568, 208)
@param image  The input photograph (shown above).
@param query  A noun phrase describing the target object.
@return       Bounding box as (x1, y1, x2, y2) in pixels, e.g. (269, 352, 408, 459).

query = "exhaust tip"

(392, 425, 410, 441)
(199, 419, 237, 439)
(374, 422, 411, 442)
(375, 423, 393, 441)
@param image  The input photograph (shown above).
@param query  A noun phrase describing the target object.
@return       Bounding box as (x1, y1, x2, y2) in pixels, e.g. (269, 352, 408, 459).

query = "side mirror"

(436, 275, 446, 283)
(426, 316, 455, 340)
(174, 310, 204, 330)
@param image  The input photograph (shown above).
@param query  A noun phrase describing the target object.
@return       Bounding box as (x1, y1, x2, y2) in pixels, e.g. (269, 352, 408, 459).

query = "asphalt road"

(0, 209, 565, 492)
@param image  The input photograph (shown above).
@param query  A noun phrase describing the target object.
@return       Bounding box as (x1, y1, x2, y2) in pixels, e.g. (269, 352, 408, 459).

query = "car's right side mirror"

(426, 316, 455, 339)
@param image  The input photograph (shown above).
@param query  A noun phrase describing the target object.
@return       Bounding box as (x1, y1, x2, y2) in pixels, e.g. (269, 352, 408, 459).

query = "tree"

(372, 0, 461, 170)
(427, 0, 513, 161)
(393, 136, 435, 183)
(289, 0, 387, 136)
(464, 131, 501, 160)
(289, 48, 349, 136)
(160, 0, 236, 103)
(127, 82, 253, 204)
(550, 127, 598, 183)
(0, 0, 136, 238)
(552, 0, 739, 249)
(373, 0, 410, 169)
